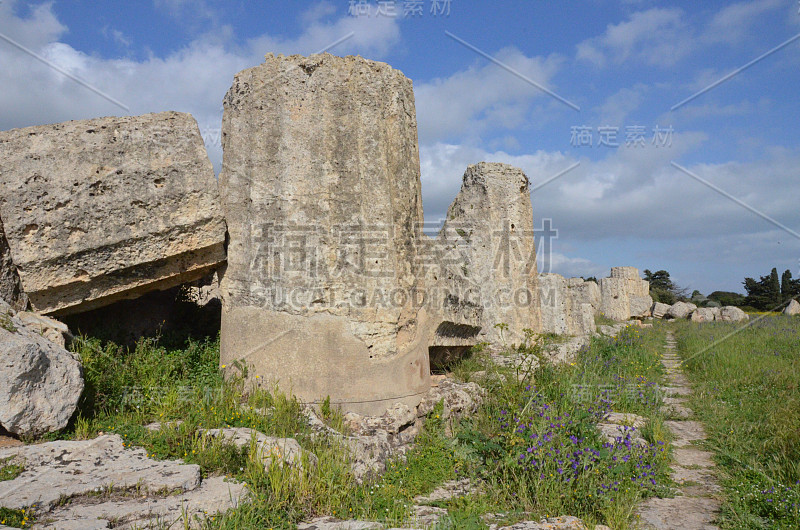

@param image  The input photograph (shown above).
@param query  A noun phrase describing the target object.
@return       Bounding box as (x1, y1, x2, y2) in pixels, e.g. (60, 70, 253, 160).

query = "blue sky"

(1, 0, 799, 294)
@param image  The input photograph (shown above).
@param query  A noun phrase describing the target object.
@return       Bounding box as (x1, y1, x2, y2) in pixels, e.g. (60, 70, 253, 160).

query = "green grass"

(0, 457, 24, 482)
(0, 507, 33, 528)
(674, 315, 800, 528)
(6, 321, 681, 528)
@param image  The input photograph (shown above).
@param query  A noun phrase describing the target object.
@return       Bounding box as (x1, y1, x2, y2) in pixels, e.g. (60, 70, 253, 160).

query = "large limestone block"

(569, 278, 601, 311)
(0, 301, 83, 436)
(0, 111, 226, 316)
(630, 295, 654, 318)
(435, 163, 540, 345)
(784, 299, 800, 315)
(538, 273, 594, 336)
(690, 307, 715, 323)
(719, 305, 748, 322)
(666, 301, 696, 320)
(652, 302, 670, 319)
(599, 267, 650, 321)
(219, 54, 431, 415)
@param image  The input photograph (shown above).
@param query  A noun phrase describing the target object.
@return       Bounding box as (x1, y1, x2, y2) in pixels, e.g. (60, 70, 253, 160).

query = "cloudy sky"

(1, 0, 798, 294)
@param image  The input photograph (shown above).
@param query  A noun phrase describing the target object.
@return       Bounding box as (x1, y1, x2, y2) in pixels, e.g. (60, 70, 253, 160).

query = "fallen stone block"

(665, 301, 696, 320)
(0, 300, 83, 437)
(718, 305, 748, 322)
(0, 111, 226, 316)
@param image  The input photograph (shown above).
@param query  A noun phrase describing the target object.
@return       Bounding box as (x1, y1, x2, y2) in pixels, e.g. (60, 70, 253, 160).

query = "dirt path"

(635, 330, 722, 529)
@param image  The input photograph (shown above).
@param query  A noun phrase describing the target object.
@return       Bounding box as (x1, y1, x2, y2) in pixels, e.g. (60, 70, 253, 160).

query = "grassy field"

(674, 315, 800, 529)
(2, 323, 677, 529)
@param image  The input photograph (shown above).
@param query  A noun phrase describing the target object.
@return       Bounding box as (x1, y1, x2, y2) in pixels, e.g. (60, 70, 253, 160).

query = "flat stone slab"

(413, 478, 477, 504)
(665, 421, 707, 447)
(660, 403, 692, 419)
(674, 448, 715, 468)
(636, 496, 720, 529)
(663, 386, 692, 396)
(38, 476, 247, 530)
(603, 412, 647, 428)
(671, 466, 721, 492)
(0, 434, 200, 509)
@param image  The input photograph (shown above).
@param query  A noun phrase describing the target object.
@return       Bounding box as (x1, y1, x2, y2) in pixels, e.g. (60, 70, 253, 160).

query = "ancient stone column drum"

(218, 53, 432, 415)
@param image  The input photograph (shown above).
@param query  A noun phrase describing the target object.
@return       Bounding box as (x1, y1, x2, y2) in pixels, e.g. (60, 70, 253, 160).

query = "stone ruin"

(0, 111, 227, 316)
(1, 52, 671, 424)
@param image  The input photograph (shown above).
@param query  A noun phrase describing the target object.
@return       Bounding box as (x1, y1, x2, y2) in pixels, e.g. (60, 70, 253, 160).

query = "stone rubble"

(0, 299, 83, 437)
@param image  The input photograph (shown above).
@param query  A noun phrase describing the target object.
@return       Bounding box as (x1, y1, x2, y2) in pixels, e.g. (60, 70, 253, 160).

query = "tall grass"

(674, 316, 800, 528)
(24, 322, 679, 528)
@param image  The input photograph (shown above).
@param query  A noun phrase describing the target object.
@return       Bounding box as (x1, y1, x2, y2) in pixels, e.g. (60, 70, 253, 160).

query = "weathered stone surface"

(539, 274, 596, 336)
(0, 435, 201, 509)
(0, 302, 83, 436)
(665, 301, 697, 320)
(219, 54, 431, 416)
(598, 267, 651, 321)
(568, 278, 601, 311)
(493, 516, 590, 529)
(718, 306, 748, 322)
(636, 497, 720, 529)
(39, 476, 246, 530)
(630, 295, 654, 318)
(415, 380, 484, 420)
(0, 111, 226, 316)
(651, 302, 670, 319)
(690, 307, 716, 323)
(304, 379, 483, 481)
(14, 311, 72, 348)
(785, 299, 800, 315)
(434, 162, 540, 345)
(0, 216, 25, 310)
(414, 478, 478, 504)
(297, 519, 385, 530)
(199, 427, 318, 469)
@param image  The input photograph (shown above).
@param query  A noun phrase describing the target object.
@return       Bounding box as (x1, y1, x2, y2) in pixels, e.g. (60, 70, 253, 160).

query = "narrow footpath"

(636, 330, 722, 529)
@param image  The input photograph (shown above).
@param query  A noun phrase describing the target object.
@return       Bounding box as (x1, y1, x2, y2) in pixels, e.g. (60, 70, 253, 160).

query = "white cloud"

(704, 0, 783, 45)
(595, 83, 648, 124)
(0, 0, 402, 166)
(414, 47, 564, 144)
(418, 135, 800, 288)
(576, 8, 692, 67)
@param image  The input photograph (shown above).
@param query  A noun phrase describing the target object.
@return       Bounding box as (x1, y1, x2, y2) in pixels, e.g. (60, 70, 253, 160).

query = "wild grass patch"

(675, 316, 800, 529)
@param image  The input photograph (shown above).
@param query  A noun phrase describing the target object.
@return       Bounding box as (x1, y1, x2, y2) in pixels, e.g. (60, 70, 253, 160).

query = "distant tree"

(781, 269, 800, 303)
(644, 269, 689, 304)
(744, 267, 783, 310)
(583, 276, 598, 283)
(708, 291, 746, 307)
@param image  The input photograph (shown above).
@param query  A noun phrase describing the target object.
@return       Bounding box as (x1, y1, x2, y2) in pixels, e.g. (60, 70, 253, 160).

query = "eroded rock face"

(0, 300, 83, 437)
(219, 54, 430, 415)
(539, 274, 594, 336)
(0, 111, 226, 316)
(598, 267, 652, 321)
(433, 162, 540, 345)
(0, 217, 25, 310)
